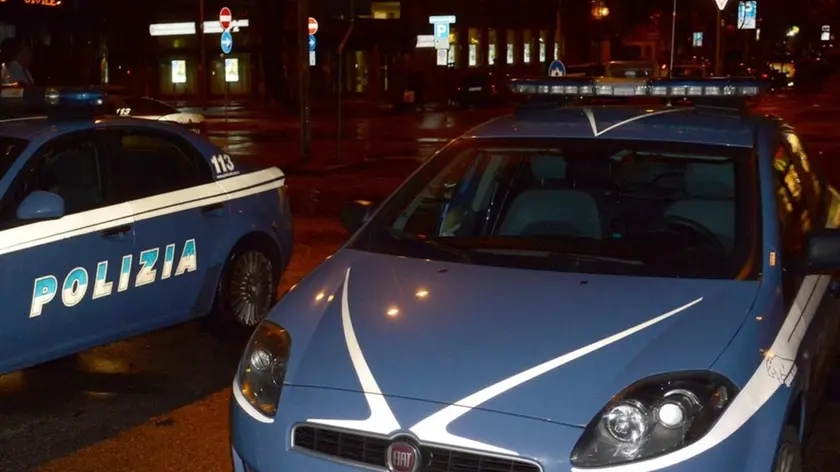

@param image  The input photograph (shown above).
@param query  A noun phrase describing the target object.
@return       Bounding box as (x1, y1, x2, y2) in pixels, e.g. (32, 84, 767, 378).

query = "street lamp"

(591, 2, 609, 19)
(591, 1, 609, 64)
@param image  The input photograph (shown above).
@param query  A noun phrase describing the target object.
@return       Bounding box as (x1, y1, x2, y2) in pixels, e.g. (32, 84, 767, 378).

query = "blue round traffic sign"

(548, 60, 566, 77)
(308, 34, 316, 52)
(221, 30, 233, 54)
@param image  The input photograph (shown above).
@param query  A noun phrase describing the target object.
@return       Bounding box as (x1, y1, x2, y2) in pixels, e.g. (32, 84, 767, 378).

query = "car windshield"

(0, 136, 27, 180)
(349, 138, 759, 280)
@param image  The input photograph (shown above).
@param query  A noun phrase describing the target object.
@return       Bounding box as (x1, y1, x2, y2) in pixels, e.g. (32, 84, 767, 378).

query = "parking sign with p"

(434, 23, 449, 41)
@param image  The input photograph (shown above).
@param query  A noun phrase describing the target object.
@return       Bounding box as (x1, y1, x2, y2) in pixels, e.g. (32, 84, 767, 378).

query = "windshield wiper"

(382, 228, 473, 263)
(470, 248, 643, 266)
(552, 252, 644, 266)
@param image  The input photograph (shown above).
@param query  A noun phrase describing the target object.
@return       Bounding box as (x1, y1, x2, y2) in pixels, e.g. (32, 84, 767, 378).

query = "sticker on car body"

(28, 239, 197, 318)
(210, 153, 240, 179)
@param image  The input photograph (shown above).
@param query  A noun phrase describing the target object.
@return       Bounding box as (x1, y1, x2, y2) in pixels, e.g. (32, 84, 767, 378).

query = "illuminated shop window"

(171, 60, 187, 84)
(225, 58, 239, 82)
(488, 29, 497, 65)
(506, 29, 515, 65)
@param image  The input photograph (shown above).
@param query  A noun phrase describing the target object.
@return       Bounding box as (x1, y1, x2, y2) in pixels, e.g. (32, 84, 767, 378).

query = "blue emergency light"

(0, 86, 105, 107)
(509, 77, 765, 98)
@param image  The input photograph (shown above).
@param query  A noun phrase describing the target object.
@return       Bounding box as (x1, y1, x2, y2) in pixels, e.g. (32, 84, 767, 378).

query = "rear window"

(0, 137, 27, 180)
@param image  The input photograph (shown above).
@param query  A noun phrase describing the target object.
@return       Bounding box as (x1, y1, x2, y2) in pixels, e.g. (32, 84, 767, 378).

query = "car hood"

(280, 250, 759, 427)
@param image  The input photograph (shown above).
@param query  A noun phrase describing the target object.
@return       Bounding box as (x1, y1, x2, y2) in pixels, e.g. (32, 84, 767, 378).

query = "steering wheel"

(663, 215, 728, 256)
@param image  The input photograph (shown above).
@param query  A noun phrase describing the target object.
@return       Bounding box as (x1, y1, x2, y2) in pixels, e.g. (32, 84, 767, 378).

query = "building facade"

(0, 0, 101, 85)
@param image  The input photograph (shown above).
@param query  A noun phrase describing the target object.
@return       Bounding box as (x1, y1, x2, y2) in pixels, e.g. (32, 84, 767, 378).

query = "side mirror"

(805, 229, 840, 274)
(340, 200, 376, 233)
(17, 191, 65, 221)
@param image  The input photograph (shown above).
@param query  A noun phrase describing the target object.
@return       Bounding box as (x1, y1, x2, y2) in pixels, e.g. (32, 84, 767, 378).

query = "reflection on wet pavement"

(205, 109, 507, 165)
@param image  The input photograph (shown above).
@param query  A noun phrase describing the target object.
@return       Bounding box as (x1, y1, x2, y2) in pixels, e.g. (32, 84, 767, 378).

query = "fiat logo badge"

(386, 441, 420, 472)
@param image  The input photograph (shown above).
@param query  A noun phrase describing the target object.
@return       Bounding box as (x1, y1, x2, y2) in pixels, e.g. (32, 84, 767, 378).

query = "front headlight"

(236, 321, 291, 418)
(571, 372, 738, 468)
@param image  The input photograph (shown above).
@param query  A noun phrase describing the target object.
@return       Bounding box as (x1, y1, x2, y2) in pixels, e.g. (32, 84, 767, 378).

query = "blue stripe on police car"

(29, 239, 198, 318)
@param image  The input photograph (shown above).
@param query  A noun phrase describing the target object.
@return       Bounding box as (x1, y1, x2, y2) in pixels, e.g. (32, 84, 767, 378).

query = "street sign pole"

(669, 0, 676, 78)
(714, 0, 728, 76)
(199, 0, 206, 105)
(220, 8, 233, 124)
(297, 2, 312, 164)
(715, 8, 722, 76)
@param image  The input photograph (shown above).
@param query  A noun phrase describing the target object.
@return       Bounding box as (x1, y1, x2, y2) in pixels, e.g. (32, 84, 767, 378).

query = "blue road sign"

(737, 1, 757, 29)
(548, 60, 566, 77)
(433, 22, 449, 42)
(221, 30, 233, 54)
(309, 34, 316, 52)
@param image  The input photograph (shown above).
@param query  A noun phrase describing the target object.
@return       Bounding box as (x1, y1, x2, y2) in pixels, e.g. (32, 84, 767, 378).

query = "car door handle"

(201, 202, 224, 214)
(101, 225, 132, 238)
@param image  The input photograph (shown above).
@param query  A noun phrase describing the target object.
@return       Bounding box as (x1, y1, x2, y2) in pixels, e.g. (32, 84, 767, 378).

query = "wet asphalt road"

(3, 94, 840, 471)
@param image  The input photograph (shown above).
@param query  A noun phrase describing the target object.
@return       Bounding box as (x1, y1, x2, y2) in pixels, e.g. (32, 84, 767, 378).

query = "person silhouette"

(1, 38, 35, 85)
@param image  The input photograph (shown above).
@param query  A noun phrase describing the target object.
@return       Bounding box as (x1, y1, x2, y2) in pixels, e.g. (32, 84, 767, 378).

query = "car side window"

(774, 145, 810, 305)
(113, 130, 212, 202)
(781, 128, 826, 224)
(0, 133, 107, 222)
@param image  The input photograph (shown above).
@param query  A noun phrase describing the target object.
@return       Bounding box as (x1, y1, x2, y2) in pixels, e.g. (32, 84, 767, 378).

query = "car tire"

(773, 425, 803, 472)
(211, 247, 279, 333)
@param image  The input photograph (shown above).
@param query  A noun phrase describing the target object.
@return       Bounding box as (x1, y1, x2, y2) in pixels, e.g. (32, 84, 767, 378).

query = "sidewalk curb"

(284, 155, 422, 175)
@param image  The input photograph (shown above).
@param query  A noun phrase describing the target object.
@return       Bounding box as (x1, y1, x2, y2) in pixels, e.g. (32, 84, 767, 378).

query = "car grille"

(293, 425, 541, 472)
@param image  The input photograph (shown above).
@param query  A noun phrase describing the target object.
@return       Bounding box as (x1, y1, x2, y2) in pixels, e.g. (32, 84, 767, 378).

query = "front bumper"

(230, 385, 780, 472)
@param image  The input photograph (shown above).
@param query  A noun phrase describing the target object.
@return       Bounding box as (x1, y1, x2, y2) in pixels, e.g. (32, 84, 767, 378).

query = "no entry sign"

(308, 17, 319, 35)
(219, 7, 232, 30)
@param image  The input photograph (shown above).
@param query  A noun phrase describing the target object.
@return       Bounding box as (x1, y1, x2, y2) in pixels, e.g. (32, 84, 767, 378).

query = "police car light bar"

(0, 86, 105, 107)
(509, 78, 764, 98)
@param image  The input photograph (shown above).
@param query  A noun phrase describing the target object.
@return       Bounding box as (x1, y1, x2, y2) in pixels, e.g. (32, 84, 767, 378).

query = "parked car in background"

(670, 64, 710, 78)
(103, 95, 206, 134)
(0, 86, 291, 375)
(455, 71, 514, 108)
(565, 60, 664, 79)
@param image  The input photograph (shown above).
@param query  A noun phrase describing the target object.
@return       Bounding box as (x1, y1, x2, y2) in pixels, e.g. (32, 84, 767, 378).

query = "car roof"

(0, 116, 189, 140)
(467, 105, 761, 147)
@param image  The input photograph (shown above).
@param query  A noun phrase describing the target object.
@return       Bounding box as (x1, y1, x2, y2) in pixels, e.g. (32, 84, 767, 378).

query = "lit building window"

(506, 29, 515, 65)
(468, 28, 481, 67)
(523, 30, 532, 63)
(539, 30, 547, 62)
(488, 29, 497, 65)
(371, 1, 400, 19)
(448, 28, 457, 67)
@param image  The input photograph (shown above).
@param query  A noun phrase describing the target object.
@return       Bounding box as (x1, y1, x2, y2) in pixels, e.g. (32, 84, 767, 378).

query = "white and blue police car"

(0, 86, 291, 375)
(231, 77, 840, 472)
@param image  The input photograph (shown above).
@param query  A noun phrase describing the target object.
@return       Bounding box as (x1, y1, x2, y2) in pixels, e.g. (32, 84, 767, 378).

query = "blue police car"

(230, 77, 840, 472)
(0, 87, 291, 375)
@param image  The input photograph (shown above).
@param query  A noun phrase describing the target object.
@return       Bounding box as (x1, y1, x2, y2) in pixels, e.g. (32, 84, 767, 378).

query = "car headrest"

(530, 155, 566, 181)
(685, 162, 734, 198)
